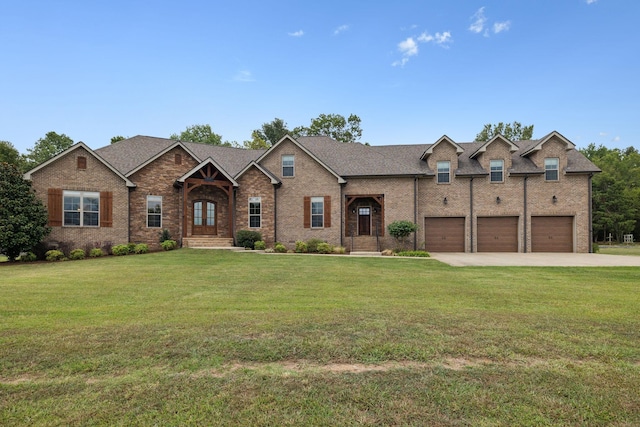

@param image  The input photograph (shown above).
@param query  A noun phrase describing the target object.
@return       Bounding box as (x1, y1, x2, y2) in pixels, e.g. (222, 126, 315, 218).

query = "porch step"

(183, 237, 235, 248)
(350, 236, 379, 252)
(350, 251, 382, 257)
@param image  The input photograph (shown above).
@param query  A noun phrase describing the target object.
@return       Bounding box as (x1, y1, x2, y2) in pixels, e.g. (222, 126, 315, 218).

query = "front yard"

(1, 249, 639, 425)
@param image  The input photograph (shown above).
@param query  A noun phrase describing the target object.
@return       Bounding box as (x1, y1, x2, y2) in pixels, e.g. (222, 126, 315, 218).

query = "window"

(490, 160, 504, 182)
(147, 195, 162, 228)
(249, 197, 261, 228)
(437, 161, 450, 184)
(545, 158, 559, 181)
(311, 197, 324, 228)
(63, 191, 99, 226)
(282, 155, 294, 177)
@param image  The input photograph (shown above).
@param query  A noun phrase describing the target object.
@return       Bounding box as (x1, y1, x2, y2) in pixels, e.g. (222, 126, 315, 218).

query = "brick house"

(24, 131, 600, 253)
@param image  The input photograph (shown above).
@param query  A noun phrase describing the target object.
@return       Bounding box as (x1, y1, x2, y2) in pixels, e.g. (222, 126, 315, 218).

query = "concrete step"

(350, 251, 382, 256)
(183, 237, 234, 248)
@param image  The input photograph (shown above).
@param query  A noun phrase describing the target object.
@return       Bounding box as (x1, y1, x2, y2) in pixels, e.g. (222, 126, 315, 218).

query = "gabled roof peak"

(421, 135, 464, 160)
(470, 134, 519, 159)
(520, 131, 575, 157)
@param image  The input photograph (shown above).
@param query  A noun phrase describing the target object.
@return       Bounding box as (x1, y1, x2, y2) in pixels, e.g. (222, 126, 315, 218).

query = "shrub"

(18, 252, 37, 262)
(45, 249, 65, 261)
(333, 246, 346, 254)
(134, 243, 149, 254)
(89, 248, 104, 258)
(127, 242, 137, 253)
(236, 230, 262, 249)
(159, 228, 172, 243)
(161, 240, 178, 251)
(396, 250, 430, 257)
(274, 242, 287, 253)
(295, 240, 308, 253)
(69, 249, 86, 260)
(593, 243, 600, 253)
(111, 244, 130, 256)
(306, 238, 324, 253)
(387, 220, 419, 249)
(317, 242, 333, 254)
(254, 240, 266, 250)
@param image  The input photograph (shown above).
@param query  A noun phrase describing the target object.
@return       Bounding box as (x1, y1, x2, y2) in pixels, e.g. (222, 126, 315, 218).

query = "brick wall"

(128, 147, 199, 250)
(259, 139, 342, 249)
(235, 166, 276, 246)
(29, 146, 129, 252)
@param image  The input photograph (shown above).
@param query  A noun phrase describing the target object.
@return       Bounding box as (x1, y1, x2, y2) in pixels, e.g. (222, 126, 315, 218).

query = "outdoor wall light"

(496, 196, 501, 204)
(351, 208, 356, 214)
(373, 207, 378, 213)
(552, 195, 558, 204)
(443, 197, 448, 205)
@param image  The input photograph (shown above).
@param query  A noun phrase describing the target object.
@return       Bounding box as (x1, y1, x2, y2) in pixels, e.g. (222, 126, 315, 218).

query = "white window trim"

(249, 197, 262, 228)
(147, 195, 162, 228)
(545, 158, 559, 181)
(63, 190, 99, 227)
(437, 161, 450, 184)
(311, 196, 324, 228)
(490, 159, 504, 183)
(282, 155, 295, 177)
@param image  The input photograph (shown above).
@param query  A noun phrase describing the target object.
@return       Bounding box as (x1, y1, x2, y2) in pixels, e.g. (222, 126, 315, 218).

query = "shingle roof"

(95, 135, 264, 176)
(92, 133, 599, 182)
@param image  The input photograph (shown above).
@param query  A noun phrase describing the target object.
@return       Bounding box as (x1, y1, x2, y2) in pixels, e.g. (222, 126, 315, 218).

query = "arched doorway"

(193, 200, 217, 235)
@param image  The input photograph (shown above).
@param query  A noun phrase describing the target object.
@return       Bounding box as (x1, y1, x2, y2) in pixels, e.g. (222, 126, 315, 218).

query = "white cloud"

(599, 132, 608, 137)
(469, 7, 487, 34)
(393, 31, 452, 66)
(288, 30, 304, 37)
(334, 25, 349, 35)
(612, 136, 620, 142)
(586, 0, 597, 4)
(233, 70, 255, 82)
(470, 7, 511, 36)
(493, 21, 511, 34)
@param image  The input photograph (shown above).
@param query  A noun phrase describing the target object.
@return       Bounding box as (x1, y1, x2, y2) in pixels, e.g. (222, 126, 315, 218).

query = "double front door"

(193, 201, 217, 235)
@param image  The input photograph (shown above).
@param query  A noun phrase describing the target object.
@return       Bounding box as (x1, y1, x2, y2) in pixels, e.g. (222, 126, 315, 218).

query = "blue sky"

(2, 0, 638, 153)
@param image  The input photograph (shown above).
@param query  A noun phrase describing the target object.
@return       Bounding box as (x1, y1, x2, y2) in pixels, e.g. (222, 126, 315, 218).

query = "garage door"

(531, 216, 573, 252)
(477, 216, 518, 252)
(424, 217, 465, 252)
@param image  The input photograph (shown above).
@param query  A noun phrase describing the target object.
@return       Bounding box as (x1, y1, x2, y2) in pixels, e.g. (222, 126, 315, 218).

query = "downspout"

(588, 173, 594, 253)
(469, 177, 474, 252)
(414, 176, 418, 250)
(523, 176, 528, 253)
(340, 183, 344, 248)
(273, 184, 278, 244)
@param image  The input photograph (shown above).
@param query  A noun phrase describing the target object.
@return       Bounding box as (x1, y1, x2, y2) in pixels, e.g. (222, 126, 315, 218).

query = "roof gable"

(176, 157, 239, 186)
(235, 161, 280, 185)
(421, 135, 464, 160)
(23, 142, 136, 187)
(256, 135, 347, 184)
(469, 134, 519, 159)
(520, 131, 575, 157)
(125, 141, 200, 177)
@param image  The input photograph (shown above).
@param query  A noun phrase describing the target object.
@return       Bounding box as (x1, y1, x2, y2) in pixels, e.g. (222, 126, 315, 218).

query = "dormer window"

(490, 160, 504, 183)
(545, 158, 559, 181)
(437, 161, 450, 184)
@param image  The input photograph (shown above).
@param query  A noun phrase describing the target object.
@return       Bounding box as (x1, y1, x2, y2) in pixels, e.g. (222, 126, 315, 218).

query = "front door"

(193, 201, 217, 235)
(358, 207, 371, 235)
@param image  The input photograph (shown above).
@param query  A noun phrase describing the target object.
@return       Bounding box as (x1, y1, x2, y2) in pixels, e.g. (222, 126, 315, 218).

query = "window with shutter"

(47, 188, 63, 227)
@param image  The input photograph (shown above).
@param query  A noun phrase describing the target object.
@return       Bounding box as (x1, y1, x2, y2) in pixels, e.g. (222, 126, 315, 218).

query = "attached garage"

(424, 217, 465, 252)
(477, 216, 519, 252)
(531, 216, 573, 252)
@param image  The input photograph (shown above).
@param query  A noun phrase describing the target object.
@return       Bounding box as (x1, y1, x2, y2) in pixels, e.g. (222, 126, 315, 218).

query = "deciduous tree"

(170, 124, 232, 146)
(24, 132, 74, 169)
(0, 141, 26, 171)
(252, 118, 291, 147)
(0, 162, 50, 261)
(293, 113, 363, 143)
(110, 136, 126, 144)
(476, 122, 534, 142)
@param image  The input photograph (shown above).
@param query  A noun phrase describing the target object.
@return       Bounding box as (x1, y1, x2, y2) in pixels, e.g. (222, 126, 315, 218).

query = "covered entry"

(177, 160, 238, 238)
(477, 216, 518, 252)
(531, 216, 573, 252)
(424, 217, 465, 252)
(345, 195, 384, 237)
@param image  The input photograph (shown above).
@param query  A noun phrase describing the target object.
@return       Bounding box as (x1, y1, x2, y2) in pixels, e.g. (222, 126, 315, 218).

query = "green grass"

(599, 244, 640, 256)
(1, 250, 639, 425)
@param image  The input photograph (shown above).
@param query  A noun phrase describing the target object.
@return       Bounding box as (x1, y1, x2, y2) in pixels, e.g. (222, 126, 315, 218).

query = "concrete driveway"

(429, 252, 640, 267)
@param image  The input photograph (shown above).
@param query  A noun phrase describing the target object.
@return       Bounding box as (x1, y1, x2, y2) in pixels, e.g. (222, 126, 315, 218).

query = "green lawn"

(1, 250, 639, 426)
(599, 244, 640, 256)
